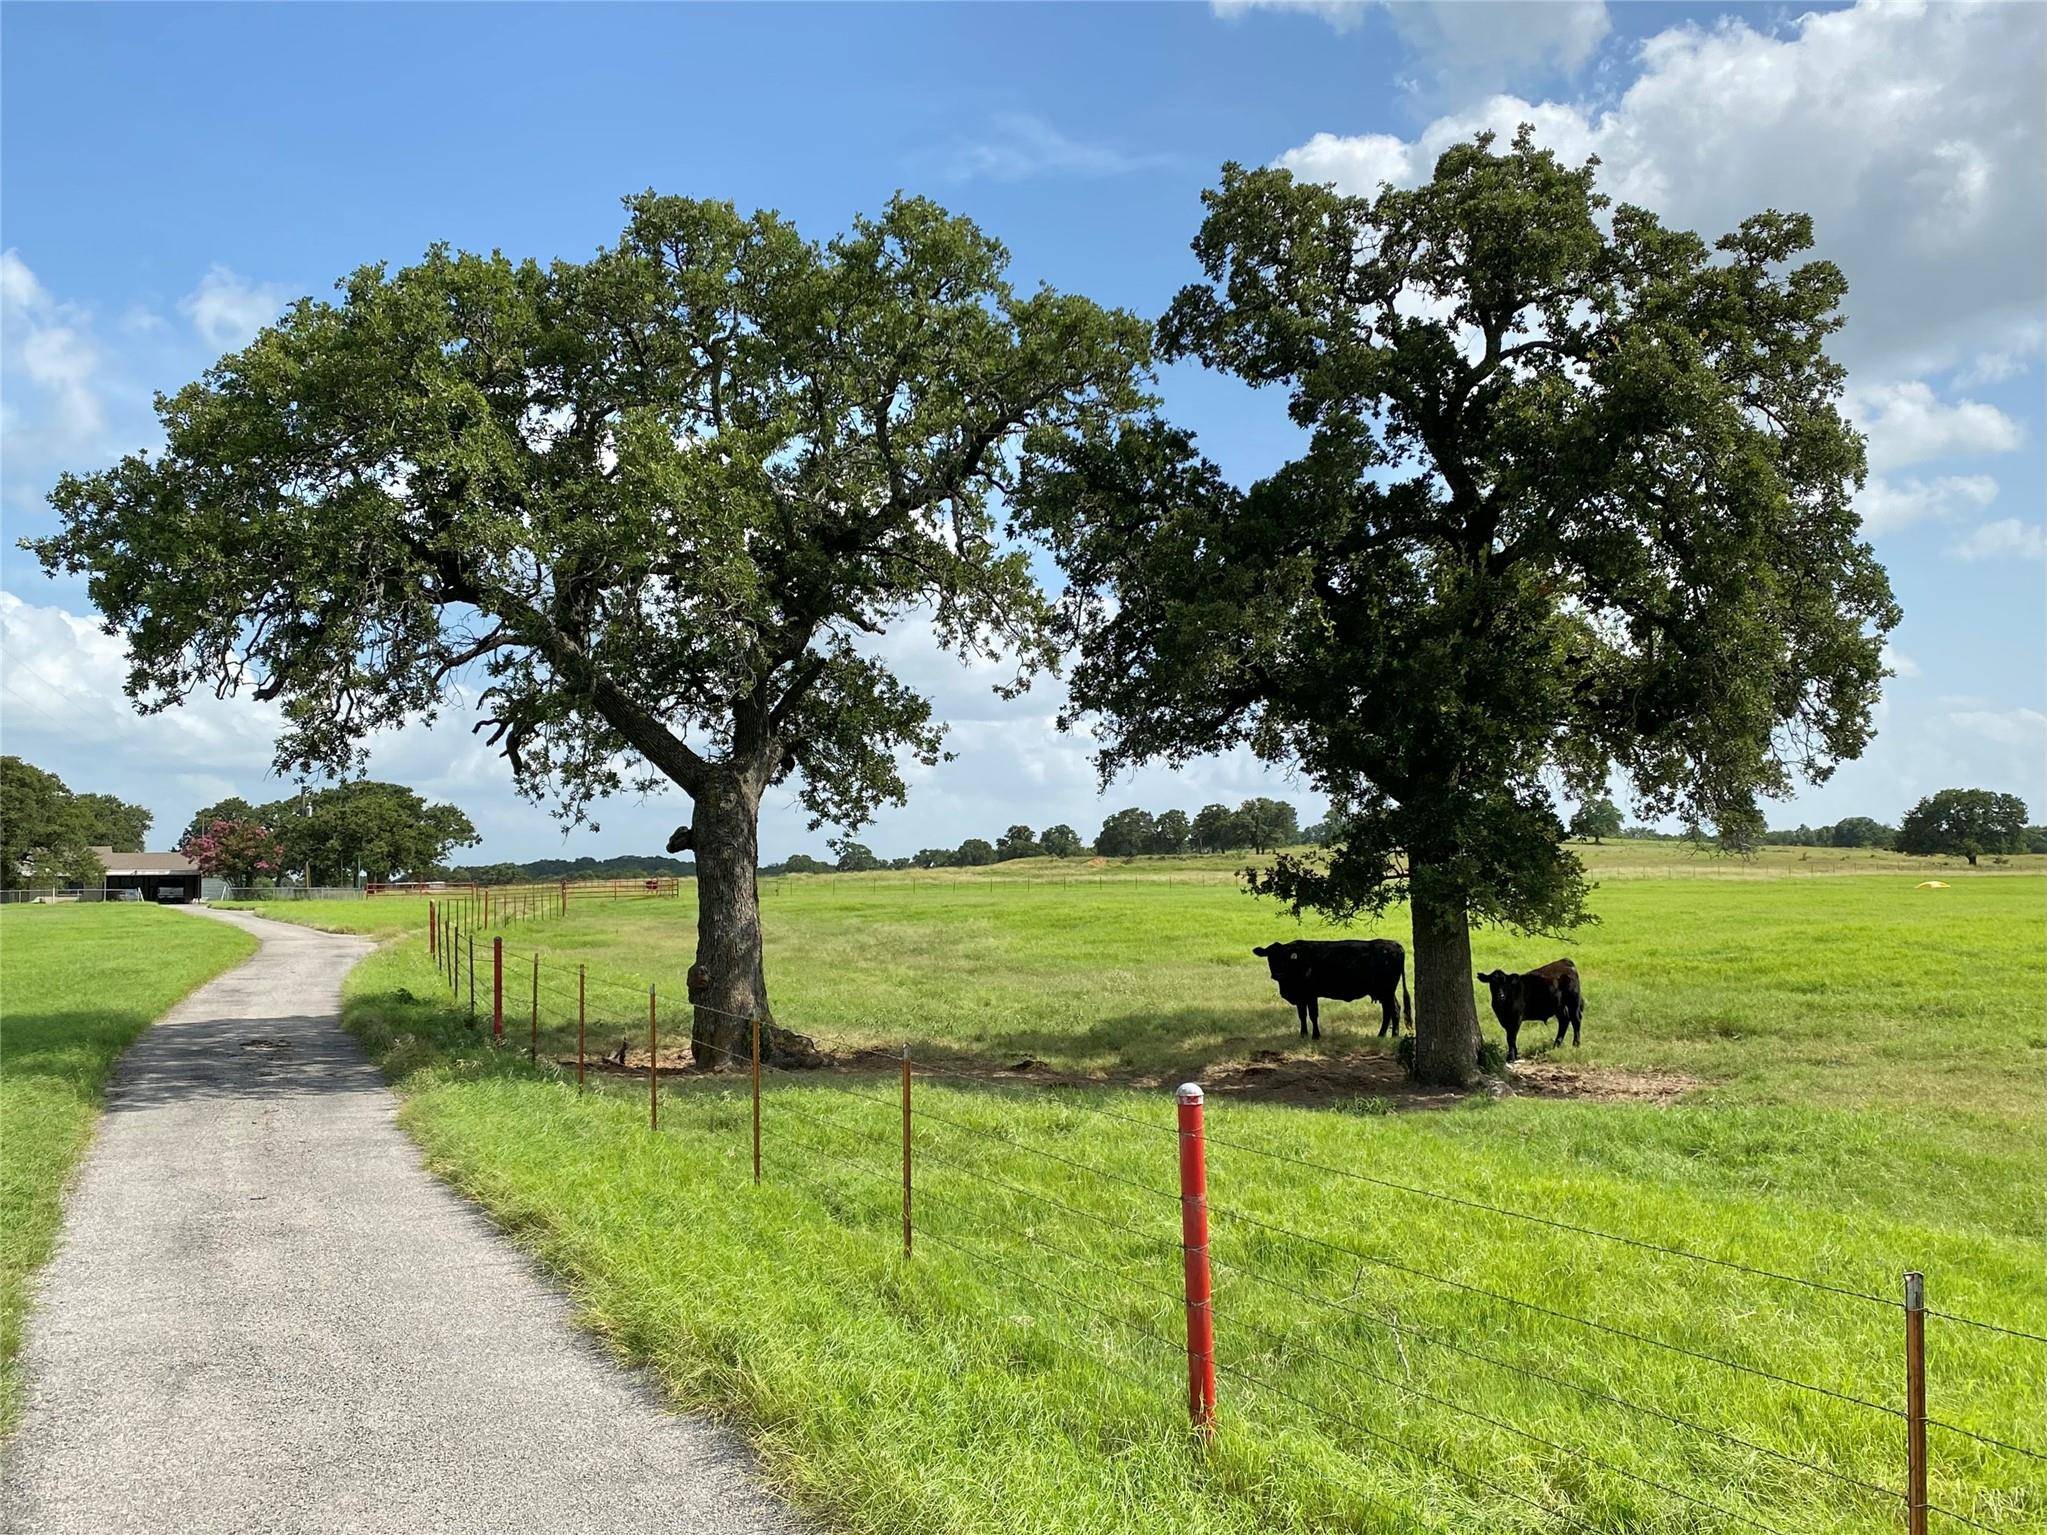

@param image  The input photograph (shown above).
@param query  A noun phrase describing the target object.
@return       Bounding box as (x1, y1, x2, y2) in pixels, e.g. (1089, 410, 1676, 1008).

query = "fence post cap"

(1177, 1082, 1205, 1106)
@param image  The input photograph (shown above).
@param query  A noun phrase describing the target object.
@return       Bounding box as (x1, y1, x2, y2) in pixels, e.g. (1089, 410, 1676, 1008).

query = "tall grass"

(322, 858, 2042, 1535)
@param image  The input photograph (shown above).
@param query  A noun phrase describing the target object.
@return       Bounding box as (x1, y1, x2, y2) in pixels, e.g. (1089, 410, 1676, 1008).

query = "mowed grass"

(0, 904, 256, 1430)
(301, 848, 2042, 1535)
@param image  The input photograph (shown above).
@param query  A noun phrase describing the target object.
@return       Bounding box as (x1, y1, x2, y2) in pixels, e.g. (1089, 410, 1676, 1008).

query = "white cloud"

(934, 114, 1170, 184)
(1217, 1, 1610, 97)
(1948, 517, 2047, 564)
(0, 248, 108, 466)
(1945, 706, 2047, 748)
(179, 264, 291, 349)
(1855, 474, 1996, 536)
(1273, 2, 2046, 381)
(1847, 380, 2023, 473)
(1882, 644, 1920, 680)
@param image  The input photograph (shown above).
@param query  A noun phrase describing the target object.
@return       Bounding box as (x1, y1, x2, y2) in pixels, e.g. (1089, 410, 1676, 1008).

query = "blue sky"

(2, 1, 2041, 864)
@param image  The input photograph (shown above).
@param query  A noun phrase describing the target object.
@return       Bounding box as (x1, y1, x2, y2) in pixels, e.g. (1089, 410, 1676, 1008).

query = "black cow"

(1475, 959, 1584, 1062)
(1252, 939, 1410, 1041)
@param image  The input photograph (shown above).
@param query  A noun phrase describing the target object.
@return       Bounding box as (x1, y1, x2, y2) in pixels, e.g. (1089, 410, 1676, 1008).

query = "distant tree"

(1190, 802, 1242, 853)
(2024, 826, 2047, 855)
(910, 847, 958, 869)
(1021, 132, 1895, 1083)
(1897, 789, 2028, 866)
(996, 824, 1041, 861)
(1827, 815, 1894, 849)
(1040, 824, 1083, 859)
(831, 839, 882, 872)
(1569, 797, 1624, 844)
(1236, 797, 1299, 854)
(180, 797, 260, 849)
(1094, 808, 1157, 860)
(1152, 808, 1191, 854)
(955, 837, 998, 867)
(70, 792, 153, 853)
(0, 757, 104, 889)
(266, 782, 478, 885)
(778, 853, 831, 875)
(180, 818, 284, 888)
(887, 857, 913, 871)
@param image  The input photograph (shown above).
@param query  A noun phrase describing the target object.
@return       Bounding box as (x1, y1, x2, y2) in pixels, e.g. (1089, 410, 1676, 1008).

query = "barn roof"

(90, 848, 199, 876)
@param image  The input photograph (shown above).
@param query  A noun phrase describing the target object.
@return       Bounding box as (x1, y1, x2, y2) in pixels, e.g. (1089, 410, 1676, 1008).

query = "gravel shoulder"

(2, 905, 805, 1535)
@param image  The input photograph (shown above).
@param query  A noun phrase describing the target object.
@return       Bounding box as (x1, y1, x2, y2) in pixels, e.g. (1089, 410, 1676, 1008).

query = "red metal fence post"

(1905, 1271, 1927, 1535)
(648, 985, 659, 1131)
(1177, 1082, 1217, 1442)
(492, 937, 504, 1040)
(901, 1043, 913, 1258)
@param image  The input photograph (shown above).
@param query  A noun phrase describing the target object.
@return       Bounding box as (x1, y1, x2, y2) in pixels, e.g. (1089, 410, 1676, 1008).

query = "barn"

(91, 849, 203, 903)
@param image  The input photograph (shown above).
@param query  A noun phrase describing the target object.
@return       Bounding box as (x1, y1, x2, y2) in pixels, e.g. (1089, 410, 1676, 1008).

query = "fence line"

(409, 901, 2042, 1533)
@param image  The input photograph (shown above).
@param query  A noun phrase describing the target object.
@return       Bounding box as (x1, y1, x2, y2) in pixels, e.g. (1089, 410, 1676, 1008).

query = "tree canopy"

(1020, 130, 1898, 1083)
(30, 192, 1151, 1065)
(1897, 788, 2028, 865)
(0, 758, 129, 889)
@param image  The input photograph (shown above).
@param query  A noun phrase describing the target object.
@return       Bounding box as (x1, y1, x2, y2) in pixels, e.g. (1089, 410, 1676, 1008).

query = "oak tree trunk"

(1407, 869, 1482, 1087)
(688, 772, 772, 1071)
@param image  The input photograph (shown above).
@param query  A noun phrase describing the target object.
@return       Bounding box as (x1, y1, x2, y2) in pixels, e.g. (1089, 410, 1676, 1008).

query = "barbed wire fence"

(415, 895, 2043, 1535)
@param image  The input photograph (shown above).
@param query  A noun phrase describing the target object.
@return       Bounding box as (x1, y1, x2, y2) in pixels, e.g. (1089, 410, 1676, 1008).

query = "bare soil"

(569, 1040, 1702, 1111)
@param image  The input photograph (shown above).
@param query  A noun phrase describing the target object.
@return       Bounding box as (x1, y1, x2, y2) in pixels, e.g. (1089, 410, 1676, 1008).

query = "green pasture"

(284, 846, 2039, 1534)
(0, 904, 257, 1431)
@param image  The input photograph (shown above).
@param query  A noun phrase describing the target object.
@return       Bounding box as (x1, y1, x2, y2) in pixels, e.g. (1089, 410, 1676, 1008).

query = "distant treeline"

(764, 798, 1311, 876)
(446, 854, 698, 884)
(456, 789, 2045, 885)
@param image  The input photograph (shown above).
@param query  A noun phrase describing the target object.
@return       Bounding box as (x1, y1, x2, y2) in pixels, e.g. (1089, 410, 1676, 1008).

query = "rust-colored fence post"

(751, 1015, 762, 1185)
(576, 965, 586, 1087)
(1905, 1271, 1927, 1535)
(900, 1043, 913, 1258)
(530, 951, 539, 1061)
(1177, 1082, 1217, 1441)
(648, 985, 659, 1131)
(491, 937, 504, 1041)
(429, 900, 437, 960)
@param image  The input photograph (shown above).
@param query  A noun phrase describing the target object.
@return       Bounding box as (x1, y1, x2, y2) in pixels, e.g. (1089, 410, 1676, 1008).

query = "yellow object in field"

(1915, 880, 1950, 889)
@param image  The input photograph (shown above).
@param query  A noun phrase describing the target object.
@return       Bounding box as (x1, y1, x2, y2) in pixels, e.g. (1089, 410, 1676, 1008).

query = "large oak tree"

(31, 194, 1149, 1066)
(1019, 132, 1897, 1084)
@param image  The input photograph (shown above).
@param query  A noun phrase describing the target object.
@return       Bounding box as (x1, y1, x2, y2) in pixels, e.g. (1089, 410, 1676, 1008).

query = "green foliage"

(954, 837, 997, 868)
(0, 906, 256, 1428)
(1570, 797, 1624, 843)
(1236, 796, 1298, 854)
(830, 839, 881, 873)
(1039, 824, 1083, 859)
(276, 781, 478, 885)
(1092, 807, 1156, 859)
(1191, 802, 1241, 853)
(1150, 808, 1190, 855)
(1020, 130, 1896, 1081)
(0, 758, 136, 890)
(995, 824, 1041, 861)
(68, 792, 152, 854)
(1897, 788, 2029, 866)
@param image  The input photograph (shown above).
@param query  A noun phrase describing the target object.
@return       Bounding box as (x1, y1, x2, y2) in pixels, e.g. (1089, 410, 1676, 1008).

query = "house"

(90, 849, 203, 903)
